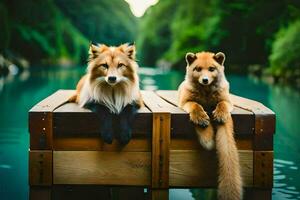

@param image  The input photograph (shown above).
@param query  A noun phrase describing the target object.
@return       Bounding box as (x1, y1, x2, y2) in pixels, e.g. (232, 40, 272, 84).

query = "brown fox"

(69, 43, 143, 144)
(178, 52, 242, 200)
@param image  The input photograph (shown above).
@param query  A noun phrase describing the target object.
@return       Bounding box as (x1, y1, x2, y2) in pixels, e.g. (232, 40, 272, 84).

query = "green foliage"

(137, 0, 300, 72)
(0, 0, 136, 64)
(269, 20, 300, 77)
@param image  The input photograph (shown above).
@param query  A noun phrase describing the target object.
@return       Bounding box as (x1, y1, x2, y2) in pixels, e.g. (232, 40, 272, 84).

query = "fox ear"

(185, 52, 197, 66)
(120, 43, 136, 60)
(213, 52, 225, 66)
(89, 43, 108, 59)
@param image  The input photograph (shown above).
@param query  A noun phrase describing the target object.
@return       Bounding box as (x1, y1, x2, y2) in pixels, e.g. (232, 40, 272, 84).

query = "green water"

(0, 67, 299, 200)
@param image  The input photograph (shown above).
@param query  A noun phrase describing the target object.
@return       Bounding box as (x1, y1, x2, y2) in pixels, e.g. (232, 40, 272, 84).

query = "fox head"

(87, 43, 138, 86)
(185, 51, 226, 86)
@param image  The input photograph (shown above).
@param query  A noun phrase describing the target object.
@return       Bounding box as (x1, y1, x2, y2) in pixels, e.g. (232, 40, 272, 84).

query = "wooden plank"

(150, 189, 169, 200)
(156, 90, 255, 136)
(169, 150, 253, 187)
(54, 137, 150, 151)
(141, 90, 183, 113)
(171, 135, 252, 150)
(30, 186, 51, 200)
(53, 151, 151, 186)
(253, 151, 273, 188)
(53, 103, 152, 136)
(231, 94, 275, 150)
(244, 188, 272, 200)
(29, 150, 52, 186)
(152, 113, 170, 189)
(29, 112, 53, 150)
(30, 90, 75, 112)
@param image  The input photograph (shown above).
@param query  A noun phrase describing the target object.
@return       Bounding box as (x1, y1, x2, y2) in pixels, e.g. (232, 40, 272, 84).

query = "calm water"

(0, 67, 299, 200)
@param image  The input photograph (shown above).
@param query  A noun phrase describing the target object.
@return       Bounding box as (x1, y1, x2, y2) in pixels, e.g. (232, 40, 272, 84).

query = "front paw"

(190, 111, 210, 128)
(119, 128, 132, 145)
(101, 130, 113, 144)
(213, 109, 230, 124)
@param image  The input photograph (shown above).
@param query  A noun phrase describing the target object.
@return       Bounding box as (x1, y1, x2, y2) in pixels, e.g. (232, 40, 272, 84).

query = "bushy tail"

(215, 117, 243, 200)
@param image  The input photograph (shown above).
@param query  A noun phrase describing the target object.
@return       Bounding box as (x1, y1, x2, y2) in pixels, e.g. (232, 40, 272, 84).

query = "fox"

(69, 43, 143, 144)
(178, 51, 242, 200)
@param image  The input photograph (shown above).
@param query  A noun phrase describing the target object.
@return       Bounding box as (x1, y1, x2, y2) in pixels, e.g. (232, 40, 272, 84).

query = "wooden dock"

(29, 90, 275, 200)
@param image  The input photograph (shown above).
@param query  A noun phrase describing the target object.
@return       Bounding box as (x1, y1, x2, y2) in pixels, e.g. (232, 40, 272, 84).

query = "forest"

(0, 0, 300, 83)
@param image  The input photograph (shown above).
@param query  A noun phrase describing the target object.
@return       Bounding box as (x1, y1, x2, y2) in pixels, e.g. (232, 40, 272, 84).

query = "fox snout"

(105, 75, 119, 85)
(199, 75, 212, 85)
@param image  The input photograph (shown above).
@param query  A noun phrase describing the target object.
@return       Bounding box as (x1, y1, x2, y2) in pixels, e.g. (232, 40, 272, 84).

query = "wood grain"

(53, 151, 151, 186)
(29, 150, 53, 186)
(152, 113, 170, 189)
(169, 150, 253, 187)
(253, 151, 273, 188)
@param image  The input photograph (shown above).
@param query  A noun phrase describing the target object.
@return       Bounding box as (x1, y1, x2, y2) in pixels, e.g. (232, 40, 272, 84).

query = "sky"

(125, 0, 159, 17)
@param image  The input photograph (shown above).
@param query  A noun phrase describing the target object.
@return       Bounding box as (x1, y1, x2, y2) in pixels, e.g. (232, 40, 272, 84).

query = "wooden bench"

(29, 90, 275, 200)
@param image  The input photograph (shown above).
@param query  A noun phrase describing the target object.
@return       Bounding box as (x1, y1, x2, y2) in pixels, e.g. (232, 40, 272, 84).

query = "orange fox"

(178, 52, 242, 200)
(70, 43, 143, 144)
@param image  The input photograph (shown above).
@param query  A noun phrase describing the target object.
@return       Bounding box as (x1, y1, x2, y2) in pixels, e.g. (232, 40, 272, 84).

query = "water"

(0, 67, 299, 200)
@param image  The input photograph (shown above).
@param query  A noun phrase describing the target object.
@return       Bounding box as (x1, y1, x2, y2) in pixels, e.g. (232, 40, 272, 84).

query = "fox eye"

(100, 63, 109, 69)
(209, 67, 216, 72)
(193, 67, 202, 72)
(118, 63, 126, 68)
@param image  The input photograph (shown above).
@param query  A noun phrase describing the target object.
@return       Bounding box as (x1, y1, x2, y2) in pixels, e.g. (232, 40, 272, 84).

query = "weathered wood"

(29, 90, 75, 149)
(29, 151, 52, 186)
(171, 135, 253, 150)
(253, 151, 273, 188)
(29, 112, 53, 150)
(30, 90, 75, 112)
(231, 94, 275, 150)
(169, 150, 253, 187)
(150, 189, 169, 200)
(30, 186, 51, 200)
(53, 151, 151, 186)
(152, 113, 170, 189)
(244, 188, 272, 200)
(155, 90, 256, 136)
(54, 137, 150, 151)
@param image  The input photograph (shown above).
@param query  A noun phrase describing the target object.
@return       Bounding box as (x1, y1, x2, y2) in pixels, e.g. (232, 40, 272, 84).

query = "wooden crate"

(29, 90, 275, 200)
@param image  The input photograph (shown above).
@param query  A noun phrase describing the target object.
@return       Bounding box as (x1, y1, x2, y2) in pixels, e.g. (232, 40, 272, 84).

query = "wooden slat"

(30, 90, 75, 112)
(29, 90, 75, 149)
(169, 150, 253, 187)
(53, 103, 152, 136)
(29, 150, 52, 186)
(152, 113, 170, 189)
(156, 90, 255, 136)
(150, 189, 169, 200)
(30, 187, 51, 200)
(53, 151, 151, 186)
(29, 112, 53, 149)
(171, 135, 252, 150)
(253, 151, 273, 188)
(244, 188, 272, 200)
(53, 137, 150, 151)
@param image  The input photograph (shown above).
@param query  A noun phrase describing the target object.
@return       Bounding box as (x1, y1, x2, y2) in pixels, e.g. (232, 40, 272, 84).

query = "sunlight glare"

(125, 0, 159, 17)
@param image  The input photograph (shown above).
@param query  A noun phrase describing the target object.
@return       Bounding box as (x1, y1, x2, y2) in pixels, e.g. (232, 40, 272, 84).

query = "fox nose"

(108, 76, 117, 83)
(202, 77, 209, 84)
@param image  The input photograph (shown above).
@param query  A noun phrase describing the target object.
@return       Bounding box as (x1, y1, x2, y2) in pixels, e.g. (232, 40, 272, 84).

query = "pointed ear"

(185, 52, 197, 65)
(89, 43, 108, 59)
(213, 52, 225, 66)
(120, 43, 136, 60)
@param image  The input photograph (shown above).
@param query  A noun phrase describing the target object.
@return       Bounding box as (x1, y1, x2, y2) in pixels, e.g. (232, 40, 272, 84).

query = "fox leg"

(195, 123, 215, 150)
(182, 101, 210, 128)
(86, 102, 114, 144)
(116, 104, 138, 145)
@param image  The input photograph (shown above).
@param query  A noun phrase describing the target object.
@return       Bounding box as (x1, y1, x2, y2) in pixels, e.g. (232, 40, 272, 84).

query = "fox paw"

(101, 131, 113, 144)
(213, 109, 229, 124)
(118, 128, 132, 145)
(190, 111, 210, 128)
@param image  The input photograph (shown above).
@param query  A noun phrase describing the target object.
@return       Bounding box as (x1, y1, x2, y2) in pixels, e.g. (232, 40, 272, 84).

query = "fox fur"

(69, 43, 143, 144)
(70, 43, 143, 114)
(178, 51, 242, 200)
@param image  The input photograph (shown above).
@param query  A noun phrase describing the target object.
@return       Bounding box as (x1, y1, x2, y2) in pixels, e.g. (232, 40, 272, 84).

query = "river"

(0, 66, 299, 200)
